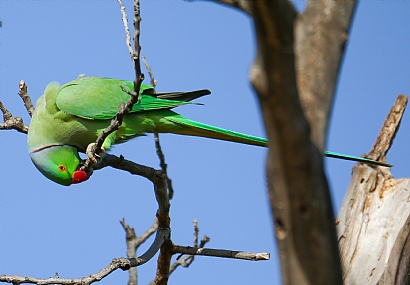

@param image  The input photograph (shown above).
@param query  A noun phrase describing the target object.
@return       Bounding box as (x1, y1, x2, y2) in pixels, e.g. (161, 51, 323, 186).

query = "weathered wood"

(337, 95, 409, 285)
(338, 166, 410, 284)
(368, 94, 408, 162)
(295, 1, 357, 150)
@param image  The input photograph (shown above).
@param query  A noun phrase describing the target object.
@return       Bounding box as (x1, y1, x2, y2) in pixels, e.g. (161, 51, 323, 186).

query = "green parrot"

(27, 76, 391, 186)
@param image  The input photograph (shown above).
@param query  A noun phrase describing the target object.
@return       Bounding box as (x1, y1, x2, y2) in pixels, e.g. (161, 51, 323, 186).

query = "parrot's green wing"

(56, 77, 207, 120)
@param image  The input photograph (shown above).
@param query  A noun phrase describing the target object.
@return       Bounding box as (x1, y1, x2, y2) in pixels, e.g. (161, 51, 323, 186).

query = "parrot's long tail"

(324, 151, 392, 167)
(165, 116, 392, 167)
(165, 116, 267, 147)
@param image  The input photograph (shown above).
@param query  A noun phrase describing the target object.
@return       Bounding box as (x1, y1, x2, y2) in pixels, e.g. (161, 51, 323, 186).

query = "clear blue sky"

(0, 1, 409, 284)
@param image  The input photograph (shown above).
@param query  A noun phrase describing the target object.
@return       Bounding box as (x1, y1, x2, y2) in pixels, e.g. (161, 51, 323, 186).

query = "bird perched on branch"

(27, 76, 391, 186)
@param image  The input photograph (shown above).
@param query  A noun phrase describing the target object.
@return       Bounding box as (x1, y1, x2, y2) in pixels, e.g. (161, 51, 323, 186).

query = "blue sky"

(0, 1, 409, 284)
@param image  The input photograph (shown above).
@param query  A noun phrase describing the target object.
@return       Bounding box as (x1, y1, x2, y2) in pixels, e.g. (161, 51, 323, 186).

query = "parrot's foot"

(85, 143, 106, 164)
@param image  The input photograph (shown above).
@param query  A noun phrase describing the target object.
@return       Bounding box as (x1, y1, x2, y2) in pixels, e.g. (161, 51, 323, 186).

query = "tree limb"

(295, 1, 357, 149)
(0, 258, 133, 285)
(248, 1, 358, 284)
(172, 245, 270, 261)
(18, 80, 35, 117)
(367, 94, 407, 162)
(120, 218, 158, 285)
(0, 101, 29, 134)
(0, 80, 33, 134)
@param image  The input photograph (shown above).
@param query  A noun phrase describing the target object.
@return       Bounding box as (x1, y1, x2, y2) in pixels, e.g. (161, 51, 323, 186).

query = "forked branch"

(0, 80, 34, 134)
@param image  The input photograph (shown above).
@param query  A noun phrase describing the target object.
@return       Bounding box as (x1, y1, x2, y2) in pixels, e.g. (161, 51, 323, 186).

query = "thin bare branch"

(0, 101, 29, 134)
(173, 245, 270, 261)
(193, 220, 199, 248)
(117, 0, 134, 57)
(0, 258, 132, 285)
(18, 80, 35, 117)
(0, 80, 34, 134)
(129, 226, 171, 268)
(120, 218, 158, 285)
(154, 133, 174, 200)
(142, 55, 157, 87)
(167, 220, 210, 277)
(168, 236, 210, 276)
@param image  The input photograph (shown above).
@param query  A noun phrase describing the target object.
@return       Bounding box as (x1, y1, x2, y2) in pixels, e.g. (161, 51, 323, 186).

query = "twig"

(193, 220, 199, 248)
(0, 80, 33, 134)
(18, 80, 35, 117)
(154, 133, 174, 200)
(132, 0, 144, 96)
(120, 218, 158, 285)
(118, 0, 134, 57)
(169, 236, 210, 275)
(0, 101, 29, 134)
(168, 220, 210, 276)
(142, 55, 157, 87)
(172, 245, 270, 261)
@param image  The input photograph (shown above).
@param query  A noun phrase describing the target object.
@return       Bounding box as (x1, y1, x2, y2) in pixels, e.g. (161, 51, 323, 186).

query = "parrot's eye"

(58, 165, 67, 172)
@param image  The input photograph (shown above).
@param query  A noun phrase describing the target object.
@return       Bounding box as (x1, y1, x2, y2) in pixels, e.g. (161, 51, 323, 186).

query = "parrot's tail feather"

(160, 116, 392, 167)
(155, 89, 211, 102)
(164, 116, 268, 147)
(324, 151, 392, 167)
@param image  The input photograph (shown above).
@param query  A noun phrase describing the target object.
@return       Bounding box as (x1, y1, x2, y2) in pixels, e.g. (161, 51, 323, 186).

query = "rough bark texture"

(337, 95, 409, 285)
(248, 2, 356, 284)
(295, 1, 357, 149)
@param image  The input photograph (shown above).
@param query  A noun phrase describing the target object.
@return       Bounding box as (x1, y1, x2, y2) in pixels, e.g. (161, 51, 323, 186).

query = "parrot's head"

(29, 145, 90, 186)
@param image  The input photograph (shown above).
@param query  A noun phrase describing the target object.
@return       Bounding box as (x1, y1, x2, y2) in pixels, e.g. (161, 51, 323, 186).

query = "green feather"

(56, 77, 200, 120)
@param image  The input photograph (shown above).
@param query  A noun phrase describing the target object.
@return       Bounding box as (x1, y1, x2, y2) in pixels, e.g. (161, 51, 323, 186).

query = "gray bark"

(337, 95, 409, 285)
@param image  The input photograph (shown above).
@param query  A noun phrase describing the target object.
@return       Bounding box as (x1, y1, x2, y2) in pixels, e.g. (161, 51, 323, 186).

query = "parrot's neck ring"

(30, 144, 79, 154)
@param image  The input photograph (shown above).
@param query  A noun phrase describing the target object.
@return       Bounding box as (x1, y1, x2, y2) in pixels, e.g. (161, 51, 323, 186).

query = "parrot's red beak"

(72, 170, 89, 184)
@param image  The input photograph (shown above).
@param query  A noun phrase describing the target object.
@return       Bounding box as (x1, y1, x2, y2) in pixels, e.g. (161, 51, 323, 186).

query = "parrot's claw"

(85, 143, 106, 164)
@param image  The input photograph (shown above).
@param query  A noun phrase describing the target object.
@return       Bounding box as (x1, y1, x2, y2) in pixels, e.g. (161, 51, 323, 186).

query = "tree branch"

(367, 94, 407, 162)
(295, 1, 357, 149)
(0, 258, 133, 285)
(18, 80, 35, 117)
(0, 101, 29, 134)
(168, 220, 209, 275)
(172, 245, 269, 261)
(0, 80, 33, 134)
(148, 220, 210, 285)
(142, 55, 157, 87)
(154, 133, 174, 200)
(120, 218, 158, 285)
(248, 1, 357, 284)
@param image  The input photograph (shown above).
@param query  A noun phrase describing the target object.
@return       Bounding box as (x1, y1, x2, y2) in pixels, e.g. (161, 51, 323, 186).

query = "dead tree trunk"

(337, 95, 410, 284)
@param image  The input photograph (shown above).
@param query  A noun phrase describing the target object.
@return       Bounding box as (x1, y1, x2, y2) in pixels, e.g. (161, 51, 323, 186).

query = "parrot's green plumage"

(27, 76, 391, 186)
